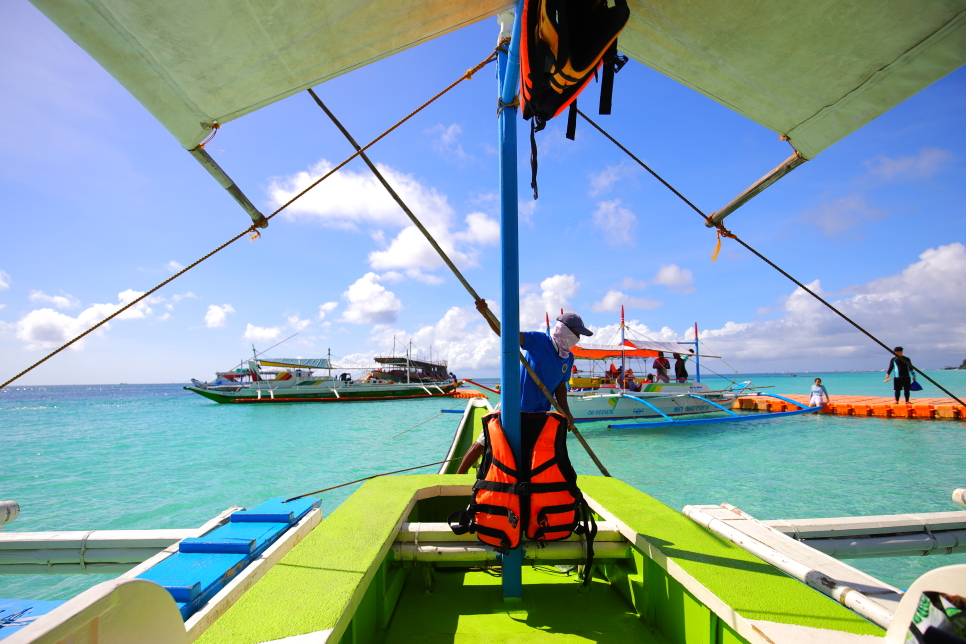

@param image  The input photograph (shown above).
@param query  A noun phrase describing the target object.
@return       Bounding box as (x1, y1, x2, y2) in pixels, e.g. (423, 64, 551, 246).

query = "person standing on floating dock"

(885, 347, 915, 404)
(809, 378, 830, 407)
(456, 312, 593, 473)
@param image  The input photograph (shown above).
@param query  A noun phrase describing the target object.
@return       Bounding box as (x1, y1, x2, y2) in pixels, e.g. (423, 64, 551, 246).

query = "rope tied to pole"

(577, 109, 966, 409)
(1, 43, 507, 392)
(707, 216, 737, 262)
(496, 96, 520, 118)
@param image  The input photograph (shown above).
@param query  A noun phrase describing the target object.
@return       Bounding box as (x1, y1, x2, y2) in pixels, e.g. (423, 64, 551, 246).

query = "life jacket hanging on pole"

(448, 411, 598, 586)
(521, 0, 630, 199)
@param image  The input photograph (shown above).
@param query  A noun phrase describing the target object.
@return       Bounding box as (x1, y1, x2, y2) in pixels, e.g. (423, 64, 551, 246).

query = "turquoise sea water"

(2, 370, 965, 602)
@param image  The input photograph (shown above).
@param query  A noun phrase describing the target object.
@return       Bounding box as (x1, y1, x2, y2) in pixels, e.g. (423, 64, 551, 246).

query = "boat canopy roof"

(374, 357, 448, 371)
(259, 358, 331, 369)
(30, 0, 966, 159)
(572, 340, 719, 360)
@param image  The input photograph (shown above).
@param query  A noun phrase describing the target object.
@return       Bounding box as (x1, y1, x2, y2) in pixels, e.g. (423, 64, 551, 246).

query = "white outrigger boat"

(560, 313, 813, 426)
(185, 355, 459, 404)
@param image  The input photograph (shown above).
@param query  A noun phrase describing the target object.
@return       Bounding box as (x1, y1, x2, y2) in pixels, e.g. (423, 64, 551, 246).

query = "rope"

(312, 95, 611, 477)
(282, 457, 463, 502)
(392, 403, 465, 439)
(0, 44, 505, 392)
(576, 109, 966, 409)
(497, 96, 520, 118)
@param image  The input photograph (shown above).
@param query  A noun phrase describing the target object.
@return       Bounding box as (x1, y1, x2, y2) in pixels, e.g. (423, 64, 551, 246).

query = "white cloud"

(269, 159, 451, 231)
(799, 194, 886, 237)
(651, 264, 695, 293)
(287, 315, 311, 331)
(205, 304, 235, 328)
(166, 260, 184, 273)
(620, 277, 649, 290)
(591, 290, 662, 312)
(0, 270, 10, 290)
(270, 159, 498, 280)
(341, 273, 403, 324)
(28, 290, 80, 309)
(318, 302, 338, 319)
(588, 161, 638, 196)
(452, 212, 500, 246)
(865, 147, 954, 181)
(696, 243, 966, 370)
(592, 199, 636, 246)
(520, 274, 579, 331)
(14, 289, 150, 351)
(243, 323, 281, 343)
(427, 123, 469, 162)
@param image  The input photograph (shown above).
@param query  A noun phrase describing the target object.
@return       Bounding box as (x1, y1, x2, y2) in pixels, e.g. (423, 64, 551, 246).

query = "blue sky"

(1, 0, 964, 385)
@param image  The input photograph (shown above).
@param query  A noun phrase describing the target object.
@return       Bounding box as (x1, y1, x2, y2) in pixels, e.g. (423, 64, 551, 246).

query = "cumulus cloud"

(651, 264, 695, 293)
(799, 194, 886, 237)
(427, 123, 469, 162)
(0, 270, 10, 290)
(287, 315, 311, 331)
(15, 289, 150, 351)
(520, 274, 579, 330)
(318, 302, 338, 319)
(166, 260, 184, 273)
(243, 323, 281, 343)
(592, 199, 636, 246)
(588, 161, 638, 196)
(865, 147, 954, 181)
(28, 290, 80, 309)
(341, 273, 403, 324)
(270, 160, 498, 280)
(591, 290, 662, 312)
(269, 159, 450, 231)
(204, 304, 235, 328)
(696, 243, 966, 370)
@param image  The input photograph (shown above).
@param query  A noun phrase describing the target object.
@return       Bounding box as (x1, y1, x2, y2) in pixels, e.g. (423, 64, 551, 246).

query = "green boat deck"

(196, 475, 883, 644)
(385, 567, 661, 644)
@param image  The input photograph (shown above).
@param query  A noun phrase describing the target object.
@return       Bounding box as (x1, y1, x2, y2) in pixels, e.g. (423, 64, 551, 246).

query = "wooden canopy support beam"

(705, 150, 806, 227)
(189, 147, 268, 228)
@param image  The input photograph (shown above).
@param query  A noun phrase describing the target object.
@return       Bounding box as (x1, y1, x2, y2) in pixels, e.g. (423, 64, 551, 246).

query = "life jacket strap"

(468, 503, 519, 528)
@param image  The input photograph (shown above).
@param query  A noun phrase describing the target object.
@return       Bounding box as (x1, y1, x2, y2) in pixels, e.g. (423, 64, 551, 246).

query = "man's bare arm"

(455, 441, 484, 474)
(554, 381, 573, 420)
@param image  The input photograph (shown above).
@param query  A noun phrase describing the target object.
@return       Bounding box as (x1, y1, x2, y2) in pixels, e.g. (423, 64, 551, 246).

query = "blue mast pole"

(497, 4, 523, 601)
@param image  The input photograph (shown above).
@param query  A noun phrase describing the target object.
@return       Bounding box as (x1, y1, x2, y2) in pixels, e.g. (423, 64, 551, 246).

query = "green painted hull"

(197, 475, 883, 644)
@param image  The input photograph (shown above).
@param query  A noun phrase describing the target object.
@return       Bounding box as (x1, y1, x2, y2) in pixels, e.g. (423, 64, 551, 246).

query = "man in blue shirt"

(456, 312, 593, 473)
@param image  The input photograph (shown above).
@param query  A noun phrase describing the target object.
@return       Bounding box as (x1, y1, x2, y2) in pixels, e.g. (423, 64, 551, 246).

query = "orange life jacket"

(449, 411, 597, 582)
(521, 0, 629, 199)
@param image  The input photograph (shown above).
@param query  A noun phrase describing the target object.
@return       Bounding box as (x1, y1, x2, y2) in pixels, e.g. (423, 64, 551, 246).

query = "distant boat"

(185, 355, 458, 403)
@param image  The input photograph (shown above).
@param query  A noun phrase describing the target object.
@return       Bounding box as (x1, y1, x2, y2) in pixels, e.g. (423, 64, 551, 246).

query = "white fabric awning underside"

(30, 0, 966, 158)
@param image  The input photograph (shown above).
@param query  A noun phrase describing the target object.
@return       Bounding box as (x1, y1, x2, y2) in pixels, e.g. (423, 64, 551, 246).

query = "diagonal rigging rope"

(0, 44, 506, 392)
(311, 93, 612, 477)
(576, 108, 966, 409)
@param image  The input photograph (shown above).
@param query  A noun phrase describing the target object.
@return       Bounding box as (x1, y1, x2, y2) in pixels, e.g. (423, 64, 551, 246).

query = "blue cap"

(557, 312, 593, 336)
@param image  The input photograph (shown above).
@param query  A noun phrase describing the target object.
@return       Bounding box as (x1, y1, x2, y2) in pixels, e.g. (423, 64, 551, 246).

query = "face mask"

(551, 321, 579, 358)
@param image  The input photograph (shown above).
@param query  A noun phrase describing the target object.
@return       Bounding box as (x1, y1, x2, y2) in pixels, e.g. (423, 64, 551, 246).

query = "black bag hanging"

(521, 0, 630, 199)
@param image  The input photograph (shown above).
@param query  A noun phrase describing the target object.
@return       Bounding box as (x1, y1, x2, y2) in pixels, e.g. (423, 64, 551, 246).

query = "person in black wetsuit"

(884, 346, 914, 403)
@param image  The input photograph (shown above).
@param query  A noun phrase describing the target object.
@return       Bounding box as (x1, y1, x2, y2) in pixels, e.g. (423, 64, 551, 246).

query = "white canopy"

(30, 0, 966, 158)
(259, 358, 330, 370)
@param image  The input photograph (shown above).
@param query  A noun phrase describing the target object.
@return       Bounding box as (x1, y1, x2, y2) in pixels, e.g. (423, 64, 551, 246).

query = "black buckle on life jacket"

(509, 482, 530, 495)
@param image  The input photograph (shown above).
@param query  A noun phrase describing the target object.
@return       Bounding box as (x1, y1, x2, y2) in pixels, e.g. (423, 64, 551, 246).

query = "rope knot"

(496, 96, 520, 118)
(248, 225, 261, 242)
(705, 215, 735, 261)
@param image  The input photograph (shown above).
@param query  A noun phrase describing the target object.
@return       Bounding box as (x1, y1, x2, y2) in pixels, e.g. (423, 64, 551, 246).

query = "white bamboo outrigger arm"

(0, 501, 19, 530)
(682, 504, 896, 630)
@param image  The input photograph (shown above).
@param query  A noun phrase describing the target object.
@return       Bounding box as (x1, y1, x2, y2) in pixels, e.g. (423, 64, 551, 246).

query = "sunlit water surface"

(2, 370, 965, 600)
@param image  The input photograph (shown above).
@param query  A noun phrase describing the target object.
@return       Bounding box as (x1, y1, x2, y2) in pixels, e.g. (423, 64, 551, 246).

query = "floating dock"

(733, 394, 966, 420)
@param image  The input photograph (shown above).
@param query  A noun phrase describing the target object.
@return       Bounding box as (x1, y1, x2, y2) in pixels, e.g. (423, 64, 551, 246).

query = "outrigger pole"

(496, 6, 524, 602)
